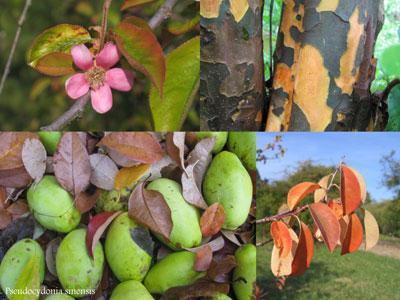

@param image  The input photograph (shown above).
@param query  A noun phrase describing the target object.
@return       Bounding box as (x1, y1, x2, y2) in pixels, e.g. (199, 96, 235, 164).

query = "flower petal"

(96, 42, 120, 69)
(71, 44, 93, 71)
(65, 73, 90, 99)
(91, 84, 113, 114)
(105, 68, 134, 92)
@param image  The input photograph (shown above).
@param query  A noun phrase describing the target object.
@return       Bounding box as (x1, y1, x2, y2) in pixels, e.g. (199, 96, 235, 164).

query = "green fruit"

(110, 280, 154, 300)
(147, 178, 202, 249)
(203, 151, 252, 229)
(56, 229, 104, 298)
(227, 132, 256, 170)
(105, 213, 153, 281)
(144, 251, 205, 294)
(0, 239, 45, 298)
(96, 190, 127, 213)
(233, 244, 256, 300)
(213, 294, 232, 300)
(38, 131, 62, 155)
(27, 176, 81, 233)
(45, 295, 75, 300)
(195, 132, 228, 153)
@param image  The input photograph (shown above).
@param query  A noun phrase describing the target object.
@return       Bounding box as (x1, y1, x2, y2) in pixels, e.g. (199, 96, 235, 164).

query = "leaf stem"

(99, 0, 113, 50)
(0, 0, 32, 97)
(255, 205, 308, 224)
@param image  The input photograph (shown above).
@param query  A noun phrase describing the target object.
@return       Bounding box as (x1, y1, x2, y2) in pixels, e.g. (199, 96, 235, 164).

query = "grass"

(257, 240, 400, 300)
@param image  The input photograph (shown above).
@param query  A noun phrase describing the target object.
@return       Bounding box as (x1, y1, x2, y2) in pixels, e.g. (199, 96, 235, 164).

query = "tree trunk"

(266, 0, 384, 131)
(200, 0, 264, 131)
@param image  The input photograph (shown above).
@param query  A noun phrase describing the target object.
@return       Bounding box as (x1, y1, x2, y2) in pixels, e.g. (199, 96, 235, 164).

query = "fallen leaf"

(195, 245, 213, 271)
(341, 165, 362, 215)
(186, 236, 225, 253)
(341, 213, 363, 255)
(221, 230, 241, 246)
(75, 189, 101, 214)
(21, 138, 47, 184)
(270, 221, 292, 258)
(309, 202, 340, 252)
(165, 132, 186, 169)
(287, 182, 320, 210)
(182, 163, 208, 209)
(89, 154, 119, 190)
(7, 201, 29, 220)
(0, 133, 37, 170)
(362, 208, 379, 251)
(291, 221, 314, 276)
(0, 209, 12, 230)
(207, 255, 237, 283)
(45, 237, 61, 277)
(200, 203, 225, 237)
(53, 132, 91, 196)
(86, 211, 122, 257)
(128, 182, 172, 240)
(98, 132, 164, 166)
(0, 167, 32, 188)
(114, 164, 150, 191)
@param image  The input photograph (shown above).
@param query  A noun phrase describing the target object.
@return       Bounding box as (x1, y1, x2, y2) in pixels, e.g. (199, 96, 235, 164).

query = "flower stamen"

(85, 66, 106, 90)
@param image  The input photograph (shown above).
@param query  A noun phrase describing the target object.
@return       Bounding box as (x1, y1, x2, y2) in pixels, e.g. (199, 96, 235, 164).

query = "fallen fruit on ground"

(227, 132, 256, 170)
(110, 280, 154, 300)
(232, 243, 256, 300)
(195, 132, 228, 153)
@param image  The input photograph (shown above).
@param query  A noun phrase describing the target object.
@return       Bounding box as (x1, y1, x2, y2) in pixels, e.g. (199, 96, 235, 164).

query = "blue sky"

(257, 133, 400, 202)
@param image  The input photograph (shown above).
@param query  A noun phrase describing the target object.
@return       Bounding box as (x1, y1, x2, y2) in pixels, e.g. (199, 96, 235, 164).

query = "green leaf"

(380, 44, 400, 77)
(150, 36, 200, 131)
(168, 15, 200, 35)
(121, 0, 156, 10)
(113, 17, 165, 95)
(27, 24, 92, 75)
(11, 256, 40, 300)
(386, 85, 400, 131)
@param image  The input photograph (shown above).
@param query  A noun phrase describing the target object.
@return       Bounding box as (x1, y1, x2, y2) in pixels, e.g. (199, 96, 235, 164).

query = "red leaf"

(291, 221, 314, 276)
(53, 132, 91, 196)
(200, 203, 225, 237)
(309, 202, 340, 252)
(341, 213, 363, 255)
(98, 132, 164, 165)
(270, 221, 292, 258)
(86, 211, 122, 257)
(195, 245, 213, 272)
(128, 182, 172, 240)
(341, 165, 362, 215)
(287, 182, 320, 210)
(75, 189, 101, 214)
(327, 200, 343, 219)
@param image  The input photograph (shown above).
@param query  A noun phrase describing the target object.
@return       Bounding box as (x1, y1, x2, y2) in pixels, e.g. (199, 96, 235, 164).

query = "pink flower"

(65, 43, 134, 114)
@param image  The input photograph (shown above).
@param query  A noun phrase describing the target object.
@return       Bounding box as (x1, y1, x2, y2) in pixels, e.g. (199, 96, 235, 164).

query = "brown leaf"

(98, 132, 164, 166)
(207, 255, 237, 283)
(200, 203, 225, 237)
(0, 187, 7, 209)
(186, 236, 225, 253)
(53, 132, 91, 196)
(0, 133, 38, 170)
(314, 174, 332, 202)
(7, 201, 29, 220)
(86, 211, 122, 257)
(0, 209, 12, 230)
(341, 165, 362, 215)
(182, 163, 208, 209)
(0, 167, 32, 188)
(75, 189, 101, 214)
(309, 202, 340, 252)
(287, 182, 320, 210)
(21, 138, 47, 184)
(291, 221, 314, 276)
(362, 208, 379, 250)
(45, 237, 61, 277)
(165, 132, 185, 169)
(195, 245, 213, 271)
(221, 230, 241, 246)
(114, 164, 150, 191)
(89, 154, 119, 191)
(161, 278, 230, 300)
(128, 182, 172, 240)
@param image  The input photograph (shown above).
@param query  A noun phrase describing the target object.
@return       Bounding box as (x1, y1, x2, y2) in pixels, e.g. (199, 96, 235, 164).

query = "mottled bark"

(266, 0, 384, 132)
(200, 0, 264, 131)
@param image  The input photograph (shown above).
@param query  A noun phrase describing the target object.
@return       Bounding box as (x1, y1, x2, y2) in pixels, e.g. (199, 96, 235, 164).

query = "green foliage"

(366, 200, 400, 237)
(150, 36, 199, 131)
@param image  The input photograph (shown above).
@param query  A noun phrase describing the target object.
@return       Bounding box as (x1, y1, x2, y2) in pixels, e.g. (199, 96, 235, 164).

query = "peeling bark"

(200, 0, 264, 131)
(266, 0, 384, 132)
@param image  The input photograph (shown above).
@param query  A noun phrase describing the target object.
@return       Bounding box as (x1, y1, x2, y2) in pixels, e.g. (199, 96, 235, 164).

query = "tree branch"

(0, 0, 32, 96)
(99, 0, 112, 50)
(41, 0, 179, 131)
(256, 205, 308, 224)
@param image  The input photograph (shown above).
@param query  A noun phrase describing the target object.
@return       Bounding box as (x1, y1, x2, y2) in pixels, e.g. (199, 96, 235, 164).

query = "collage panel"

(256, 132, 400, 299)
(0, 132, 256, 299)
(0, 1, 199, 131)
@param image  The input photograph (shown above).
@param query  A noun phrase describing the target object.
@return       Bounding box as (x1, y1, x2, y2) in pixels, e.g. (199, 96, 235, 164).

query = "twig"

(41, 0, 179, 131)
(0, 0, 32, 96)
(256, 205, 308, 224)
(99, 0, 112, 50)
(148, 0, 179, 29)
(256, 238, 273, 247)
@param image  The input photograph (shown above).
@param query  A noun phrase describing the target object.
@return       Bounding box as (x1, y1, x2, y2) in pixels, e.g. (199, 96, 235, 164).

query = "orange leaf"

(271, 229, 298, 277)
(287, 182, 320, 210)
(314, 174, 332, 202)
(291, 221, 314, 276)
(346, 166, 367, 203)
(200, 203, 225, 237)
(341, 213, 363, 255)
(309, 203, 340, 252)
(270, 221, 292, 258)
(341, 165, 362, 215)
(327, 200, 343, 219)
(114, 164, 150, 191)
(362, 209, 379, 251)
